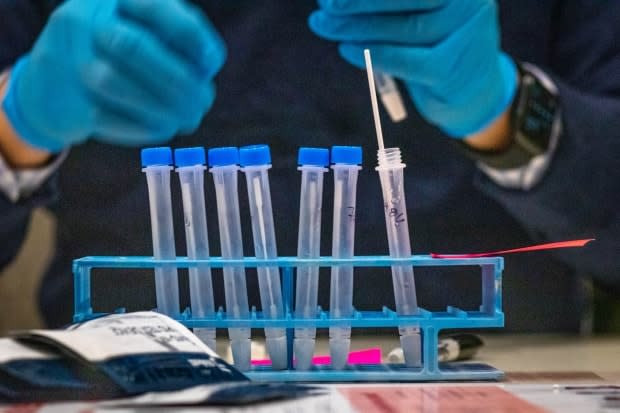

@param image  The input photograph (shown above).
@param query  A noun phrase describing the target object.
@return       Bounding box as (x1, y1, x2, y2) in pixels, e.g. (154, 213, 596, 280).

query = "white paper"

(0, 338, 56, 364)
(24, 312, 217, 362)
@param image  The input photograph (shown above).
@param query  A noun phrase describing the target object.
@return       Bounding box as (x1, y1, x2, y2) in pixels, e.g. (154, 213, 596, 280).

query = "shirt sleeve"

(477, 2, 620, 287)
(0, 147, 67, 203)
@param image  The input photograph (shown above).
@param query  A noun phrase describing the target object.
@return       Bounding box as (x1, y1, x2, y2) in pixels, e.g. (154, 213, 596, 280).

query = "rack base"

(245, 363, 503, 382)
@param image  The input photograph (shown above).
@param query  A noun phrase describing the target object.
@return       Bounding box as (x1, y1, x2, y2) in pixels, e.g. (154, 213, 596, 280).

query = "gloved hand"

(2, 0, 226, 152)
(309, 0, 517, 138)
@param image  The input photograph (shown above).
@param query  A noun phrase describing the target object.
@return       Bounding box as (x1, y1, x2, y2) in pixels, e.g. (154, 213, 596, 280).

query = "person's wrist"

(0, 70, 52, 169)
(456, 60, 560, 175)
(464, 107, 513, 151)
(2, 56, 68, 154)
(463, 55, 520, 152)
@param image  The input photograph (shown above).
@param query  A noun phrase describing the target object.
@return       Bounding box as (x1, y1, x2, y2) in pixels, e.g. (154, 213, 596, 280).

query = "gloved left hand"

(2, 0, 226, 152)
(309, 0, 518, 138)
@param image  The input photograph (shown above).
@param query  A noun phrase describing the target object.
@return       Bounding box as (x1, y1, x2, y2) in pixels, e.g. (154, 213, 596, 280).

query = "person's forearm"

(0, 71, 51, 168)
(476, 74, 620, 286)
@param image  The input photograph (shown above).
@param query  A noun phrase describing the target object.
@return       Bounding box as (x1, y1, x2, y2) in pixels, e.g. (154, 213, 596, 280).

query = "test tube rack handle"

(73, 255, 504, 382)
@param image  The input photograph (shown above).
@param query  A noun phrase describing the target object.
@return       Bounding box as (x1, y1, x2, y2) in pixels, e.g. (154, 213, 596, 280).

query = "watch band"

(458, 61, 560, 170)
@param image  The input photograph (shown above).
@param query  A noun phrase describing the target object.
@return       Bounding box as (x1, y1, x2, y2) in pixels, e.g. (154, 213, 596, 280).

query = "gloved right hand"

(2, 0, 226, 152)
(308, 0, 517, 139)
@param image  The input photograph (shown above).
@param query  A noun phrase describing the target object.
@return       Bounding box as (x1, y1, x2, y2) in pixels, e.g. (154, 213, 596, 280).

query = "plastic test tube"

(328, 146, 362, 369)
(239, 145, 287, 370)
(208, 147, 251, 371)
(364, 48, 421, 367)
(294, 147, 330, 370)
(141, 147, 180, 317)
(377, 148, 421, 367)
(174, 147, 216, 351)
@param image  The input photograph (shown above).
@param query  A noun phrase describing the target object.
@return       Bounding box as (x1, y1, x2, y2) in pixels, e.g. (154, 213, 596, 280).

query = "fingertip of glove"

(307, 11, 326, 33)
(338, 43, 365, 68)
(200, 39, 227, 78)
(200, 81, 217, 112)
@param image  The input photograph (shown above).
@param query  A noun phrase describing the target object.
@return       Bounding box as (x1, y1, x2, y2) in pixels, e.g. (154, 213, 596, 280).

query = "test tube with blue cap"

(208, 147, 251, 371)
(294, 147, 330, 370)
(174, 147, 216, 350)
(329, 146, 362, 369)
(141, 147, 180, 317)
(365, 49, 421, 367)
(239, 144, 287, 370)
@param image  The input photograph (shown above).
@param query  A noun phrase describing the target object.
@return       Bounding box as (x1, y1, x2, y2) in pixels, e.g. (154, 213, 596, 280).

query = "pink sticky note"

(347, 348, 381, 364)
(251, 347, 382, 366)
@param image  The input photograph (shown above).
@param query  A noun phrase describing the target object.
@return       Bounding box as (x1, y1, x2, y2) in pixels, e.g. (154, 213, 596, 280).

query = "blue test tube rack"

(73, 254, 504, 382)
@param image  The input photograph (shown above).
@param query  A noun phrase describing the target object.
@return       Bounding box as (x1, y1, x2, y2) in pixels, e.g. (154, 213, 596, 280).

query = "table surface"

(215, 333, 620, 380)
(1, 334, 619, 412)
(465, 334, 620, 373)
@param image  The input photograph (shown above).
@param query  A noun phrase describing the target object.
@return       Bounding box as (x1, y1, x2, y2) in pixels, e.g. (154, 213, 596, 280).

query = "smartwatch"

(459, 61, 561, 170)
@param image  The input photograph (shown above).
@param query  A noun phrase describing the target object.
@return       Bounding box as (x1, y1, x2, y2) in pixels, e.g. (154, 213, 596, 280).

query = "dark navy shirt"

(1, 1, 619, 331)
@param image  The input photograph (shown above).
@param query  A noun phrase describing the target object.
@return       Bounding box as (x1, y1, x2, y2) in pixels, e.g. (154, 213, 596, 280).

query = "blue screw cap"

(298, 147, 329, 167)
(141, 147, 172, 167)
(239, 144, 271, 166)
(331, 146, 362, 165)
(208, 147, 239, 167)
(174, 147, 206, 167)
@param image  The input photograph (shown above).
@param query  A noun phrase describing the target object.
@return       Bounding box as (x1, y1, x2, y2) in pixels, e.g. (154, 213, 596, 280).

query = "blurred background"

(0, 209, 53, 334)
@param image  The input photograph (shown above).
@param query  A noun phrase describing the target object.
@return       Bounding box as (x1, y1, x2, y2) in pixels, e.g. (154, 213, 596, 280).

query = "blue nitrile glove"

(1, 0, 226, 152)
(309, 0, 517, 138)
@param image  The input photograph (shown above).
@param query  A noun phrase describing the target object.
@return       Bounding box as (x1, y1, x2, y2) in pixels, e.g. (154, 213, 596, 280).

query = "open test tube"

(208, 147, 251, 371)
(141, 147, 180, 317)
(364, 49, 421, 367)
(294, 147, 330, 370)
(239, 145, 287, 370)
(377, 148, 421, 367)
(174, 147, 216, 350)
(329, 146, 362, 369)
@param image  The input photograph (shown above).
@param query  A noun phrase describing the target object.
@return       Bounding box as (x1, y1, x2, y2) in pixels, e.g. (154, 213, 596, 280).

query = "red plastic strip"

(430, 239, 595, 259)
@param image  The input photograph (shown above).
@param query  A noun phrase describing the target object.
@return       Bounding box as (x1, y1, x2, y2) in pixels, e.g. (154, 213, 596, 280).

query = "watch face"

(519, 75, 559, 153)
